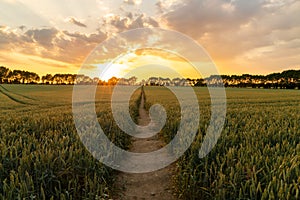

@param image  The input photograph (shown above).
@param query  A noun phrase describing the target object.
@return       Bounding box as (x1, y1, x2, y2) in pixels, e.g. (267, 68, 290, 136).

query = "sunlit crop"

(1, 85, 299, 199)
(144, 86, 300, 200)
(0, 85, 140, 199)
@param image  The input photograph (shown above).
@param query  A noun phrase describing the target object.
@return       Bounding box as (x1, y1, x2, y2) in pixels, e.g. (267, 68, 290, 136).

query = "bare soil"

(114, 93, 177, 200)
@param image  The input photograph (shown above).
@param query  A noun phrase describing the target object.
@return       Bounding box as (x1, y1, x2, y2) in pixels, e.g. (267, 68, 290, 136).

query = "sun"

(85, 48, 203, 81)
(100, 63, 129, 81)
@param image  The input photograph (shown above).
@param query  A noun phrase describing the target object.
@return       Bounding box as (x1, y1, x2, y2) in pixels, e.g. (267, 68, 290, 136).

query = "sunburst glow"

(0, 0, 299, 76)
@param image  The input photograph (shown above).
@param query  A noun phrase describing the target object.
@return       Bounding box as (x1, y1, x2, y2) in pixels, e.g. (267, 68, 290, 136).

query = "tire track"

(0, 84, 37, 101)
(0, 85, 35, 105)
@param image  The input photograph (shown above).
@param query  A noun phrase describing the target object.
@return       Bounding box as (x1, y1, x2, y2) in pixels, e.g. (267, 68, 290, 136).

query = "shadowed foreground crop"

(0, 85, 299, 199)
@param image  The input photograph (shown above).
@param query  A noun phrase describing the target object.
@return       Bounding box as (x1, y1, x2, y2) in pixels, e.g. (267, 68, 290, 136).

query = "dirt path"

(115, 91, 177, 200)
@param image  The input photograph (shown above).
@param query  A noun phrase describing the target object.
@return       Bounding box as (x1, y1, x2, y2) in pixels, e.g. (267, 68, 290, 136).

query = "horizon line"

(1, 65, 300, 80)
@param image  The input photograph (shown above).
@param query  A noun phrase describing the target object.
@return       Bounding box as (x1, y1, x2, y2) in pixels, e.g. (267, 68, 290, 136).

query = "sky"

(0, 0, 299, 78)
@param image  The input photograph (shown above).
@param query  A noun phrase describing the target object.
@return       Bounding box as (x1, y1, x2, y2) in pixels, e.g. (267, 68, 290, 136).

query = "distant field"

(0, 85, 299, 199)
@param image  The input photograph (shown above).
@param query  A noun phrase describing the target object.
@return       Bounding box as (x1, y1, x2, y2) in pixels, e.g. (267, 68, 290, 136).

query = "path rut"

(115, 90, 177, 200)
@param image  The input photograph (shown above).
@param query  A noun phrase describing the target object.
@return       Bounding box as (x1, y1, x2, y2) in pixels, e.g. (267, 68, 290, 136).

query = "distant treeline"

(0, 66, 299, 89)
(207, 70, 300, 89)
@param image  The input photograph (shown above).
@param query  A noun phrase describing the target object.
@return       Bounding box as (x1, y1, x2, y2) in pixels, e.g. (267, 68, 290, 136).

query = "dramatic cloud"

(0, 27, 107, 67)
(103, 13, 160, 32)
(162, 0, 300, 73)
(164, 0, 264, 39)
(68, 17, 87, 28)
(18, 25, 26, 31)
(0, 0, 299, 75)
(25, 28, 58, 48)
(53, 30, 107, 63)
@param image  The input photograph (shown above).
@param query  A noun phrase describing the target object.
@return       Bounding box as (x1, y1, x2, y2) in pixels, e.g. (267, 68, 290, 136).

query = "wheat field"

(0, 85, 299, 199)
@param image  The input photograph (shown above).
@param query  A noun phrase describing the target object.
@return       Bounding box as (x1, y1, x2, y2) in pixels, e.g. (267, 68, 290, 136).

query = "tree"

(0, 66, 11, 83)
(42, 74, 53, 84)
(108, 77, 119, 85)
